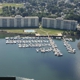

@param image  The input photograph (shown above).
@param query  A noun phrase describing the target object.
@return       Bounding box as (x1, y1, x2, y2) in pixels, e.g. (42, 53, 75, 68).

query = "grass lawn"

(2, 28, 64, 36)
(4, 29, 24, 34)
(0, 3, 24, 13)
(35, 28, 63, 35)
(0, 8, 2, 13)
(2, 3, 23, 7)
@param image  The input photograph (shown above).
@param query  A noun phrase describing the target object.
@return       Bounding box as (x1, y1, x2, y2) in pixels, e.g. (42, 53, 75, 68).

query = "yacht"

(36, 48, 39, 52)
(5, 37, 9, 40)
(18, 44, 22, 48)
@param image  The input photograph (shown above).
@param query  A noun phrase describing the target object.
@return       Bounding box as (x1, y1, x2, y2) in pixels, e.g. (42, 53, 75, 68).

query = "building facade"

(0, 15, 39, 28)
(42, 17, 77, 30)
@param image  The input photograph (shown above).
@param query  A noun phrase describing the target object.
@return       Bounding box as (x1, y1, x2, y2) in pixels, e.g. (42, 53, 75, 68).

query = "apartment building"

(42, 17, 77, 30)
(0, 15, 39, 28)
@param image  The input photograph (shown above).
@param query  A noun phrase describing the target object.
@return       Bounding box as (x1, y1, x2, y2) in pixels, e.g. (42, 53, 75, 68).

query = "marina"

(0, 37, 80, 80)
(5, 36, 75, 57)
(63, 37, 76, 53)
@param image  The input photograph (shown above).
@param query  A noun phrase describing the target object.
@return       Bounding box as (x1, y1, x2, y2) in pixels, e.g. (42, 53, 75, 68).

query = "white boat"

(59, 53, 63, 56)
(36, 49, 39, 52)
(54, 52, 57, 56)
(5, 37, 9, 40)
(26, 44, 29, 48)
(41, 49, 45, 53)
(6, 40, 9, 44)
(22, 44, 26, 48)
(13, 40, 16, 44)
(18, 44, 22, 48)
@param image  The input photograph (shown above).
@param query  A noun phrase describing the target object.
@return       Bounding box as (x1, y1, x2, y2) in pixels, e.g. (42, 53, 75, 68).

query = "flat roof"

(24, 16, 38, 18)
(56, 17, 63, 20)
(64, 20, 77, 22)
(0, 15, 38, 18)
(42, 17, 56, 20)
(42, 17, 77, 22)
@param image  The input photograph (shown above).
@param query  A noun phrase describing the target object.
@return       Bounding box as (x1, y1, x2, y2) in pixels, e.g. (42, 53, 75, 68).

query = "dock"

(63, 37, 76, 53)
(5, 35, 75, 57)
(48, 34, 63, 57)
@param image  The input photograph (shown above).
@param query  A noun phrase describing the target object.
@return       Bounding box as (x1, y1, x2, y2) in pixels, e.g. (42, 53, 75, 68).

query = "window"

(2, 19, 7, 27)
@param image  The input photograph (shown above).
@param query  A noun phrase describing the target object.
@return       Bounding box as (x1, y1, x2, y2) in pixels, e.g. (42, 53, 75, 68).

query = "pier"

(5, 34, 75, 57)
(63, 37, 76, 53)
(5, 28, 75, 56)
(5, 34, 63, 57)
(5, 26, 63, 57)
(47, 33, 63, 57)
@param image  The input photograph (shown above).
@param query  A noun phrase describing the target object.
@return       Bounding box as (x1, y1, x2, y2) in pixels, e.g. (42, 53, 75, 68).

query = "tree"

(22, 11, 28, 17)
(65, 14, 80, 22)
(76, 30, 80, 35)
(62, 31, 66, 35)
(13, 6, 15, 10)
(9, 6, 12, 11)
(11, 10, 15, 15)
(70, 31, 75, 36)
(19, 8, 24, 13)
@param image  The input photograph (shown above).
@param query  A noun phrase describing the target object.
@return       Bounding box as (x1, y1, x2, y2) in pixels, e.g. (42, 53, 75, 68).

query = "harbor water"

(0, 38, 80, 80)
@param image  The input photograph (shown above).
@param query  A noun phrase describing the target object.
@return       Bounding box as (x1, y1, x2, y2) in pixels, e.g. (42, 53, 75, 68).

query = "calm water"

(0, 38, 80, 80)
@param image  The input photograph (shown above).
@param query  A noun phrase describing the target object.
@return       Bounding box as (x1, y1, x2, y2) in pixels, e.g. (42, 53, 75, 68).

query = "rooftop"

(42, 17, 77, 22)
(0, 15, 38, 18)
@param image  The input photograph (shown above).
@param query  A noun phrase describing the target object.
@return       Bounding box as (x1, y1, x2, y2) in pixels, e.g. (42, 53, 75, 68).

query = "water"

(24, 30, 35, 33)
(0, 38, 80, 80)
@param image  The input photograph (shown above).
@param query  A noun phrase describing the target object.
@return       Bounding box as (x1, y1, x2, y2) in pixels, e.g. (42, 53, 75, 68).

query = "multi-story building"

(42, 17, 77, 30)
(62, 20, 77, 30)
(49, 18, 56, 28)
(42, 18, 56, 28)
(42, 18, 48, 28)
(0, 15, 39, 28)
(56, 18, 63, 29)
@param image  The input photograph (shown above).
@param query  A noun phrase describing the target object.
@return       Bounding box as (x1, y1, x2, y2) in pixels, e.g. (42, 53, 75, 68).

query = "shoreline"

(0, 29, 79, 40)
(0, 30, 79, 42)
(0, 30, 63, 38)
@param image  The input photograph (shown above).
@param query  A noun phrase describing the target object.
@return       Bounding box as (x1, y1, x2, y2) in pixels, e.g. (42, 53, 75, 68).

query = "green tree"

(9, 6, 12, 11)
(19, 8, 24, 13)
(22, 11, 28, 17)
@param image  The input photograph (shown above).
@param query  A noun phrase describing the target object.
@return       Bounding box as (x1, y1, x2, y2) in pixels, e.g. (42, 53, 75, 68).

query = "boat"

(54, 52, 58, 56)
(18, 44, 22, 48)
(5, 37, 9, 40)
(59, 53, 63, 56)
(40, 49, 45, 53)
(36, 49, 39, 52)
